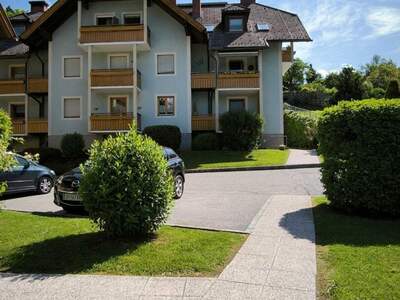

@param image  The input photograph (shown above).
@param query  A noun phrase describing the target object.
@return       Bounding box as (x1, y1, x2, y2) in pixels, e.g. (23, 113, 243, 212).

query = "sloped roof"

(0, 40, 29, 57)
(0, 4, 17, 40)
(179, 2, 311, 49)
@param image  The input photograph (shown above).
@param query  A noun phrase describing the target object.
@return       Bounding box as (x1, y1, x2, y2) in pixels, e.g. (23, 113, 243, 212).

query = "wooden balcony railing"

(27, 78, 48, 93)
(90, 113, 142, 132)
(192, 115, 215, 131)
(91, 69, 141, 88)
(192, 72, 260, 89)
(11, 119, 48, 135)
(0, 80, 24, 94)
(192, 73, 215, 89)
(12, 119, 25, 135)
(80, 24, 145, 43)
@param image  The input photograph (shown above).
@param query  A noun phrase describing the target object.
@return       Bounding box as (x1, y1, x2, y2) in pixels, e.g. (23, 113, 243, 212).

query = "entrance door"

(228, 98, 246, 112)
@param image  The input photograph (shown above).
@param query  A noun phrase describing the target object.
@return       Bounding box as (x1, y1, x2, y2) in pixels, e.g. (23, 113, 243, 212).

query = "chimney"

(192, 0, 201, 19)
(29, 1, 48, 13)
(170, 0, 176, 4)
(240, 0, 255, 6)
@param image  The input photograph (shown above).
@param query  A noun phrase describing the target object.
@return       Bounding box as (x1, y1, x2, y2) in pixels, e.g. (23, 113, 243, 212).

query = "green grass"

(0, 211, 246, 276)
(180, 149, 289, 170)
(313, 196, 400, 299)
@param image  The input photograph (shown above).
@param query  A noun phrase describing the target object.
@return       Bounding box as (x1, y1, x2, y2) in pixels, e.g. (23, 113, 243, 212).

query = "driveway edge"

(186, 163, 321, 173)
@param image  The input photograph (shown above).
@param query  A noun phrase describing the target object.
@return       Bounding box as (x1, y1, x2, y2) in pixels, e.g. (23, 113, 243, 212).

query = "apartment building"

(0, 0, 310, 149)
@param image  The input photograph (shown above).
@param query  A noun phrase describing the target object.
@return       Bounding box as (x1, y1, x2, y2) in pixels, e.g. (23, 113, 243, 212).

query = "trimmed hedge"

(219, 111, 263, 151)
(143, 125, 181, 150)
(192, 133, 219, 150)
(284, 111, 318, 149)
(318, 99, 400, 217)
(61, 132, 85, 159)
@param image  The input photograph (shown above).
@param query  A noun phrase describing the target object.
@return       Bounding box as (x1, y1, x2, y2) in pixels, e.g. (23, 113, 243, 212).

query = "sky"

(3, 0, 400, 76)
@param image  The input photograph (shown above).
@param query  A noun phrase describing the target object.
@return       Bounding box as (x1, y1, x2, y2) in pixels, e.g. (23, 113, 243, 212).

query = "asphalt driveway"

(0, 168, 323, 232)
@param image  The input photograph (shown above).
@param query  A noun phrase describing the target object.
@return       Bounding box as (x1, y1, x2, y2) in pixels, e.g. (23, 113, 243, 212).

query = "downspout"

(209, 52, 219, 115)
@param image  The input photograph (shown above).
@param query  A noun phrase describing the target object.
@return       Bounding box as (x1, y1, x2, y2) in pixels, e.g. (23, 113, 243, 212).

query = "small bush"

(192, 133, 219, 150)
(23, 147, 62, 163)
(318, 99, 400, 217)
(0, 110, 13, 195)
(143, 125, 181, 150)
(61, 133, 85, 159)
(284, 111, 318, 149)
(79, 127, 174, 237)
(219, 111, 263, 151)
(385, 80, 400, 99)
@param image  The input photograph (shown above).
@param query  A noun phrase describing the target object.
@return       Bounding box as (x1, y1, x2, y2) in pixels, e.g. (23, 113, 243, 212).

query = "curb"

(186, 163, 321, 173)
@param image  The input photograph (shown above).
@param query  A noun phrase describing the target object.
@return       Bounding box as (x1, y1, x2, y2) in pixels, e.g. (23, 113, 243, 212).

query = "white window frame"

(107, 53, 129, 69)
(121, 11, 142, 24)
(155, 94, 176, 117)
(94, 13, 116, 25)
(8, 64, 26, 79)
(228, 17, 244, 32)
(8, 102, 26, 118)
(155, 53, 176, 76)
(108, 95, 129, 113)
(227, 96, 248, 112)
(62, 55, 83, 79)
(62, 96, 82, 120)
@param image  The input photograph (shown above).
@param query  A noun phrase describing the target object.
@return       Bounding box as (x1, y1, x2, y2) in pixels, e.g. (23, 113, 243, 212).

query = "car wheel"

(174, 174, 184, 199)
(37, 176, 53, 194)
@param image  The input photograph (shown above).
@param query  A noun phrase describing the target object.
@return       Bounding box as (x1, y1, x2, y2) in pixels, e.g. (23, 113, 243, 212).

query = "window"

(9, 65, 25, 80)
(123, 13, 141, 25)
(13, 24, 26, 36)
(108, 54, 129, 69)
(257, 23, 270, 31)
(9, 103, 25, 119)
(63, 97, 81, 119)
(109, 96, 127, 114)
(96, 15, 114, 25)
(157, 96, 175, 116)
(14, 155, 29, 167)
(205, 24, 215, 32)
(229, 98, 246, 112)
(229, 17, 243, 32)
(229, 60, 244, 72)
(156, 54, 175, 75)
(63, 57, 81, 78)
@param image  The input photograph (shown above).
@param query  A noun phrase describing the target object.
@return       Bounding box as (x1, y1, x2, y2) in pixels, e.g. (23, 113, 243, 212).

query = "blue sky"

(4, 0, 400, 75)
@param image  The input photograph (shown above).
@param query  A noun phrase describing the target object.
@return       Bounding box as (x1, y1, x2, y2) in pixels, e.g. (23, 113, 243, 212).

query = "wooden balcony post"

(132, 44, 138, 126)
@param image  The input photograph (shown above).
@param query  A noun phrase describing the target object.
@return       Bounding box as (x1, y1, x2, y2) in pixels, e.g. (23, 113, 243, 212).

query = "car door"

(7, 156, 36, 192)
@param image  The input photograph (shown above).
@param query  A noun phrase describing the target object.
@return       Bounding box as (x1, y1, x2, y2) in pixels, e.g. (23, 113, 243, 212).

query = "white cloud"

(366, 7, 400, 38)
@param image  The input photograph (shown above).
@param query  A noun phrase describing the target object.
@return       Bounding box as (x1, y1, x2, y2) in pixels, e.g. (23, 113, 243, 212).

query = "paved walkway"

(0, 195, 316, 299)
(286, 149, 320, 166)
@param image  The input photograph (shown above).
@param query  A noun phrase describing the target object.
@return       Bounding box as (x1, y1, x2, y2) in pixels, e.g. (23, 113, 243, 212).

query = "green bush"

(61, 132, 85, 159)
(219, 111, 263, 151)
(22, 147, 62, 163)
(79, 128, 174, 237)
(192, 133, 219, 150)
(0, 110, 13, 195)
(318, 99, 400, 217)
(385, 80, 400, 99)
(143, 125, 181, 150)
(284, 110, 318, 149)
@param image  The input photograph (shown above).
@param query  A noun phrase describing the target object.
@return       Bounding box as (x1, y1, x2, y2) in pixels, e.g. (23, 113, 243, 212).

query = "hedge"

(61, 132, 85, 159)
(318, 99, 400, 217)
(143, 125, 181, 150)
(284, 110, 318, 149)
(192, 133, 219, 150)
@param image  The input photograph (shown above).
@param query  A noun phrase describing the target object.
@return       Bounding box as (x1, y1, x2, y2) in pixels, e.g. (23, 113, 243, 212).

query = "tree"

(334, 67, 365, 102)
(363, 55, 400, 90)
(0, 110, 14, 195)
(385, 80, 400, 99)
(5, 6, 25, 17)
(283, 58, 307, 91)
(324, 72, 340, 89)
(305, 64, 322, 84)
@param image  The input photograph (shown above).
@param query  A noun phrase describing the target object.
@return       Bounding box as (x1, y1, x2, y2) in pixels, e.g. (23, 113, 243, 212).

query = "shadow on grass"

(279, 201, 400, 246)
(2, 231, 155, 275)
(180, 150, 253, 169)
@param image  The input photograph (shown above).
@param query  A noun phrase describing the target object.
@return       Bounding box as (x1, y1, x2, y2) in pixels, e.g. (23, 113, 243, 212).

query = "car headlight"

(50, 170, 56, 176)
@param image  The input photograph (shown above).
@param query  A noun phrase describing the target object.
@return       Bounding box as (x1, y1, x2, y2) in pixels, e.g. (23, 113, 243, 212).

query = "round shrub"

(79, 128, 174, 237)
(61, 132, 85, 159)
(219, 111, 263, 151)
(192, 133, 219, 150)
(143, 125, 181, 150)
(318, 99, 400, 217)
(284, 110, 318, 149)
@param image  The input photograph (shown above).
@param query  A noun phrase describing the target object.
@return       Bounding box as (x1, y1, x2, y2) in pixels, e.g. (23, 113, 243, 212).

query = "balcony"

(192, 115, 215, 131)
(11, 118, 48, 135)
(0, 80, 24, 94)
(91, 69, 141, 89)
(192, 72, 260, 89)
(80, 24, 145, 44)
(27, 78, 48, 93)
(90, 113, 141, 132)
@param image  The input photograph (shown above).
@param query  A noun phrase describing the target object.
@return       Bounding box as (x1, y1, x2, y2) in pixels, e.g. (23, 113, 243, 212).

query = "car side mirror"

(23, 162, 30, 169)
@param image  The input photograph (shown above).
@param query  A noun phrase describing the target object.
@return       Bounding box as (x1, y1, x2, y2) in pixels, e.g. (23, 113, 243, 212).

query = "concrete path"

(286, 149, 320, 166)
(0, 195, 316, 299)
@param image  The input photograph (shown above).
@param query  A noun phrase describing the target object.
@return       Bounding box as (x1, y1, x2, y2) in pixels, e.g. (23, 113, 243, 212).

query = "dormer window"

(229, 17, 244, 32)
(257, 23, 271, 31)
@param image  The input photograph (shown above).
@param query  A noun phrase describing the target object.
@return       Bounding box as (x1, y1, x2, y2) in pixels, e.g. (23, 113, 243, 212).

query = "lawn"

(0, 211, 246, 276)
(180, 149, 289, 170)
(313, 196, 400, 299)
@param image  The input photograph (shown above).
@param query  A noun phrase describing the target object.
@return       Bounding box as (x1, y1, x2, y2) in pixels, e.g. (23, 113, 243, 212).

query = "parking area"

(1, 168, 323, 232)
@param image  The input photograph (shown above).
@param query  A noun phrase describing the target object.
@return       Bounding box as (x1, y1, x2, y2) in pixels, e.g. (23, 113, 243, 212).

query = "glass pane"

(10, 66, 25, 79)
(97, 17, 113, 25)
(109, 97, 127, 114)
(229, 60, 244, 71)
(229, 18, 243, 32)
(157, 55, 174, 75)
(64, 98, 80, 118)
(10, 104, 25, 119)
(229, 99, 245, 112)
(158, 96, 175, 116)
(110, 56, 128, 69)
(64, 57, 81, 78)
(124, 14, 141, 24)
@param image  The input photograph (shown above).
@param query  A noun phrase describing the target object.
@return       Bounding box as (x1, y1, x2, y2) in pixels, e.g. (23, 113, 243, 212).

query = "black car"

(0, 153, 56, 195)
(54, 147, 185, 212)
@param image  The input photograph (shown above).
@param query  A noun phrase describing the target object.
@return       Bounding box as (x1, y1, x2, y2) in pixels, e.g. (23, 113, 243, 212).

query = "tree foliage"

(0, 110, 14, 195)
(385, 80, 400, 99)
(5, 6, 25, 17)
